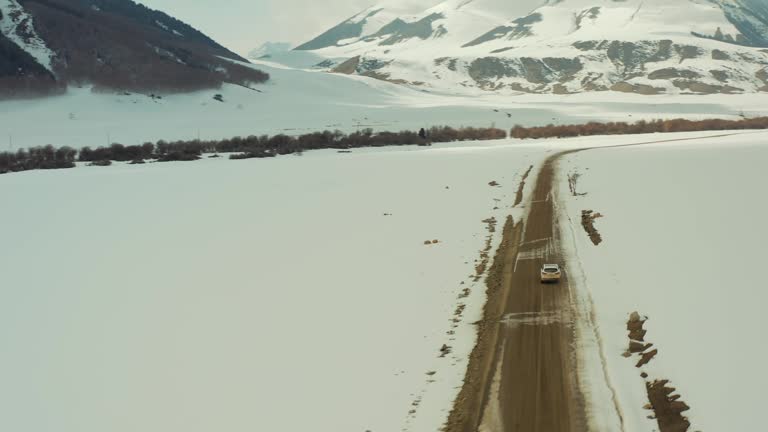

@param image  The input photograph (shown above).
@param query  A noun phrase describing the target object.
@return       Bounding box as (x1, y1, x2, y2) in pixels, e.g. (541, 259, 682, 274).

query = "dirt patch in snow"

(625, 312, 692, 432)
(443, 216, 523, 432)
(646, 380, 691, 432)
(473, 217, 498, 281)
(407, 209, 509, 429)
(581, 210, 603, 245)
(331, 56, 360, 74)
(514, 165, 534, 207)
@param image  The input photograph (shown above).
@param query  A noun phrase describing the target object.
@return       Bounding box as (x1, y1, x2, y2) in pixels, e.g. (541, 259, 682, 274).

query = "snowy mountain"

(0, 0, 269, 99)
(295, 0, 534, 53)
(248, 41, 293, 59)
(296, 0, 768, 94)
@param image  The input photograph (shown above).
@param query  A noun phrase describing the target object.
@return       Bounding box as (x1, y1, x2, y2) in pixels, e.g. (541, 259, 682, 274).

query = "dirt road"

(446, 155, 586, 432)
(445, 132, 768, 432)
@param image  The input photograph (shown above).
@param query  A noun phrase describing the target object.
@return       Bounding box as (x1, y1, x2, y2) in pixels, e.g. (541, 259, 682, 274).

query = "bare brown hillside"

(0, 0, 268, 98)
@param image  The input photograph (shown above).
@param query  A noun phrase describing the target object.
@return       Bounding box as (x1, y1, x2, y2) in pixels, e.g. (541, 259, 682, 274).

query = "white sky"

(136, 0, 391, 56)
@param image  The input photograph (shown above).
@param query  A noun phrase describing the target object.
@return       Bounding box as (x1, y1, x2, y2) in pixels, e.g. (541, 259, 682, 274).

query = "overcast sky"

(137, 0, 386, 56)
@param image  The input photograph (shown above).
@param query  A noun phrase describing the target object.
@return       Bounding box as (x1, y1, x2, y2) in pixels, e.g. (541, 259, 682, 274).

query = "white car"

(540, 264, 562, 283)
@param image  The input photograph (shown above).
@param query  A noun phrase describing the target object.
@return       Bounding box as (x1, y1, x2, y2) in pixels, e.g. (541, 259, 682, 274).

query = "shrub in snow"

(0, 145, 76, 173)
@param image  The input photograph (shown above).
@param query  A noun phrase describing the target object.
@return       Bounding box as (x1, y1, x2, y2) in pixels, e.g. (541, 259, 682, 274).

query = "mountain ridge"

(296, 0, 768, 94)
(0, 0, 269, 99)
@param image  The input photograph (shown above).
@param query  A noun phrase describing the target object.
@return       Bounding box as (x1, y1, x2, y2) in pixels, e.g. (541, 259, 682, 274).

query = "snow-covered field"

(3, 0, 767, 429)
(558, 131, 768, 431)
(1, 60, 766, 150)
(0, 141, 545, 432)
(3, 41, 767, 427)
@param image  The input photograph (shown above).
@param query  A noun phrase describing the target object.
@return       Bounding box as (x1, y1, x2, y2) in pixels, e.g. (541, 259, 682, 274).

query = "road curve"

(446, 132, 768, 432)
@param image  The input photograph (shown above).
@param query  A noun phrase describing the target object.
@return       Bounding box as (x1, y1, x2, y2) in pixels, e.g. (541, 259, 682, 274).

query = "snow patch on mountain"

(298, 0, 543, 52)
(466, 0, 743, 47)
(154, 19, 183, 37)
(294, 3, 430, 50)
(0, 0, 55, 72)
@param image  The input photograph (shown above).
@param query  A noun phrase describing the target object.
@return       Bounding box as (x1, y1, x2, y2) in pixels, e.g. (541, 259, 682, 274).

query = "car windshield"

(543, 267, 559, 272)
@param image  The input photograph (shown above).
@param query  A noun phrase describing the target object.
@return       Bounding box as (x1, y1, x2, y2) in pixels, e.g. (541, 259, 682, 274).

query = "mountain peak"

(295, 0, 544, 51)
(295, 0, 768, 95)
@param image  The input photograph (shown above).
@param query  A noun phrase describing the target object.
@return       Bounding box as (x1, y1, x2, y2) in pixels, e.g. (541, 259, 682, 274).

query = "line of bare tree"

(0, 145, 77, 173)
(5, 116, 765, 176)
(510, 116, 768, 139)
(0, 125, 506, 175)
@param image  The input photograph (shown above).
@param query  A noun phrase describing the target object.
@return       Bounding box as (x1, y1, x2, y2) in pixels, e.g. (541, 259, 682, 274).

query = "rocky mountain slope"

(296, 0, 768, 94)
(0, 0, 268, 98)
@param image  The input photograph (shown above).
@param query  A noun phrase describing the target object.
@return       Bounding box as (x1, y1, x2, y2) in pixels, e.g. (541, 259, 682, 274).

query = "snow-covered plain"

(3, 112, 767, 431)
(1, 60, 766, 151)
(0, 141, 546, 432)
(557, 131, 768, 431)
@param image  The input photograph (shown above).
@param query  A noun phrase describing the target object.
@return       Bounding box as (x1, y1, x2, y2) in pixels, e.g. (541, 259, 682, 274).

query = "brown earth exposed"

(332, 56, 361, 74)
(581, 210, 604, 245)
(474, 218, 499, 281)
(444, 216, 523, 432)
(646, 380, 691, 432)
(514, 165, 534, 207)
(625, 313, 692, 432)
